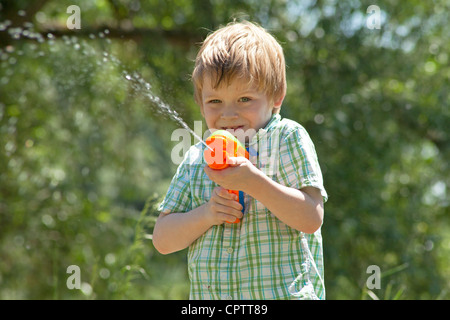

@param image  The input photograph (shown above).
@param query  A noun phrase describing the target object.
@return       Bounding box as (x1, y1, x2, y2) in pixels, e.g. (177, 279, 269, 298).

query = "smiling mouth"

(221, 125, 244, 130)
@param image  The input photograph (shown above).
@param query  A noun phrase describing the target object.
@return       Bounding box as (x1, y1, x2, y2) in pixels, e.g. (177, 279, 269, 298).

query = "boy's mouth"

(221, 125, 244, 131)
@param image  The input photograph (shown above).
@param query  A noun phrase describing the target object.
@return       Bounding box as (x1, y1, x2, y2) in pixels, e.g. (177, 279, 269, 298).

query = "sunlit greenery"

(0, 0, 448, 299)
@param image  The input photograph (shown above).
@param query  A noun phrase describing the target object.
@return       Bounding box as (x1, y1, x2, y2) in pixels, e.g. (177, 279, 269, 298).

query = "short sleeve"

(279, 126, 328, 202)
(157, 153, 193, 214)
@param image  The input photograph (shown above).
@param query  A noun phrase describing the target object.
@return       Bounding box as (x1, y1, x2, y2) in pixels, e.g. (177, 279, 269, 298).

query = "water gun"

(203, 130, 249, 223)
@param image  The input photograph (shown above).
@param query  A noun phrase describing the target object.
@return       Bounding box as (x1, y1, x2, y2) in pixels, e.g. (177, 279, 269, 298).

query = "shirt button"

(227, 247, 233, 254)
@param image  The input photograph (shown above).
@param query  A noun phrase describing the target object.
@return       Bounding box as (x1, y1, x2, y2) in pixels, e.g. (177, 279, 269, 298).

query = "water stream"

(0, 18, 212, 151)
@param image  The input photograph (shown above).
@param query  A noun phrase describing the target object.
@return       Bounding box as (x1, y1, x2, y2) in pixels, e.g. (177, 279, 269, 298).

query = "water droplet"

(1, 77, 9, 85)
(35, 11, 46, 23)
(47, 33, 54, 39)
(10, 28, 22, 39)
(1, 20, 12, 30)
(62, 35, 71, 45)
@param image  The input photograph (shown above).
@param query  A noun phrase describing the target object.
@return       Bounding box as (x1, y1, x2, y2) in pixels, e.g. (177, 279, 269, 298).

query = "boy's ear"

(272, 92, 285, 112)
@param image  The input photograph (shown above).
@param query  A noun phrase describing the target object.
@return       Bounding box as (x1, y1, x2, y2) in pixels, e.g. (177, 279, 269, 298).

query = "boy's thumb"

(227, 156, 247, 166)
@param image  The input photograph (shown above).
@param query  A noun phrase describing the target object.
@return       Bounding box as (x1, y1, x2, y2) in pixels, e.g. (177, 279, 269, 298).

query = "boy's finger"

(218, 208, 243, 221)
(215, 187, 237, 200)
(212, 201, 242, 216)
(222, 214, 238, 224)
(214, 196, 243, 211)
(227, 156, 247, 166)
(225, 216, 239, 224)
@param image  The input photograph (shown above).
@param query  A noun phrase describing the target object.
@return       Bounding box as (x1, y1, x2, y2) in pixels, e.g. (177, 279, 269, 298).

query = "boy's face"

(200, 75, 283, 137)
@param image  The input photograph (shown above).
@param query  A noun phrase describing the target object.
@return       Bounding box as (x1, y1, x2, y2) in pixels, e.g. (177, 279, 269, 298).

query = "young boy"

(153, 21, 328, 300)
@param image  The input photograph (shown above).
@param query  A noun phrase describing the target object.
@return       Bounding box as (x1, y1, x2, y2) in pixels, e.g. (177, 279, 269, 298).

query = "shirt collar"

(249, 113, 281, 146)
(263, 113, 281, 132)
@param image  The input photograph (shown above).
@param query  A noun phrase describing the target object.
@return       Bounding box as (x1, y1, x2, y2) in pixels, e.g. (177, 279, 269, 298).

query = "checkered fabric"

(158, 114, 328, 299)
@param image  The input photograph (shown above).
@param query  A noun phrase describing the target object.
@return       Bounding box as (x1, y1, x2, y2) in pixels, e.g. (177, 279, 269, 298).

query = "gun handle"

(227, 189, 245, 224)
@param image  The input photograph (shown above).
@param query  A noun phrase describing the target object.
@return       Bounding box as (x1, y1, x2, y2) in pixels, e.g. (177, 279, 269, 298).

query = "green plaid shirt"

(158, 114, 328, 300)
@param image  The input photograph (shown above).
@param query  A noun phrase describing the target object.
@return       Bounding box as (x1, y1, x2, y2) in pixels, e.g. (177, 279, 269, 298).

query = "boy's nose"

(220, 104, 238, 119)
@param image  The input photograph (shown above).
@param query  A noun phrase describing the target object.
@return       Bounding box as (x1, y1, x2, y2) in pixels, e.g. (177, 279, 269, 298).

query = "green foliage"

(0, 0, 448, 299)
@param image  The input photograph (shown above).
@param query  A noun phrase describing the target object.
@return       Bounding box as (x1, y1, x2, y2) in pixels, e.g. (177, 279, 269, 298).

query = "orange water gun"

(203, 130, 249, 223)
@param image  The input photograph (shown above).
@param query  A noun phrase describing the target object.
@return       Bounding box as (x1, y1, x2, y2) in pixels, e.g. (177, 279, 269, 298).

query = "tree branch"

(0, 22, 204, 49)
(42, 25, 203, 48)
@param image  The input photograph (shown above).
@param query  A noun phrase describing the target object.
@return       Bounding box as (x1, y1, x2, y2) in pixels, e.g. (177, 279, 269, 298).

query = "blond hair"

(192, 21, 286, 112)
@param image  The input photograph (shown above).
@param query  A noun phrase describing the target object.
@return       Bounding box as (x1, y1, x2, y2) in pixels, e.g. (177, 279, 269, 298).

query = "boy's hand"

(204, 156, 260, 193)
(205, 186, 243, 224)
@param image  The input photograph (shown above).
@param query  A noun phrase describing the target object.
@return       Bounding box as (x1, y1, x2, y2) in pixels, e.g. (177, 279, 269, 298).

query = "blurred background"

(0, 0, 448, 299)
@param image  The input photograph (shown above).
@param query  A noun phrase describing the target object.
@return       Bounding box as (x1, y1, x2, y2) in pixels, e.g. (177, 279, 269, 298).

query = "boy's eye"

(209, 99, 221, 104)
(239, 97, 251, 102)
